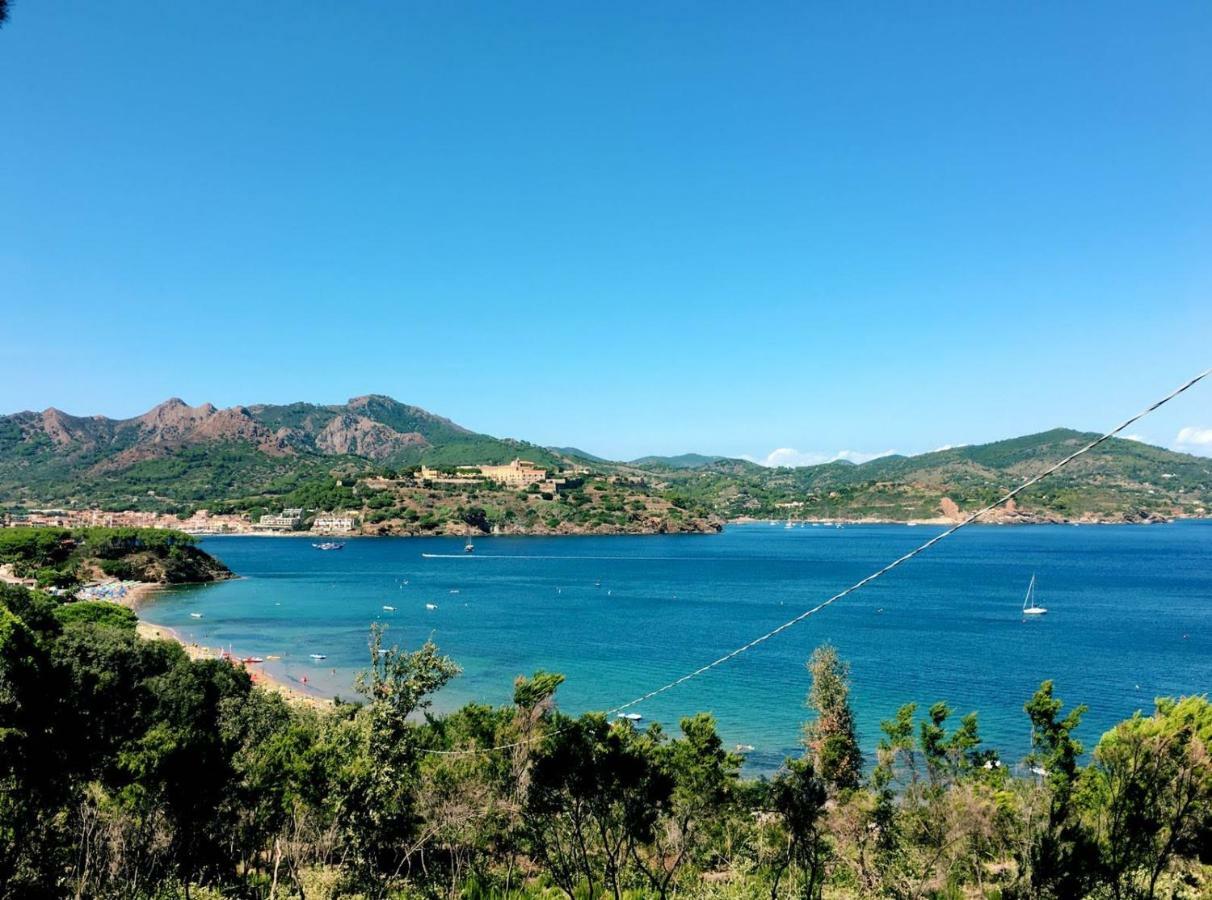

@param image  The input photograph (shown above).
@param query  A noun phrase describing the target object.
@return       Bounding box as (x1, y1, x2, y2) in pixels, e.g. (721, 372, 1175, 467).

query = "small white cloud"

(757, 447, 899, 468)
(1175, 426, 1212, 455)
(1176, 426, 1212, 446)
(1122, 434, 1147, 443)
(761, 448, 827, 467)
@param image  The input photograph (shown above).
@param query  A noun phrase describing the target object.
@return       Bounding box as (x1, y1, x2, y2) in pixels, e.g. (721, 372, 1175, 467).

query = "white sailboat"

(1022, 574, 1047, 616)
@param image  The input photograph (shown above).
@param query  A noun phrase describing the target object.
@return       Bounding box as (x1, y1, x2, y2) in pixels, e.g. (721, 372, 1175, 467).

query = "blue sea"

(141, 522, 1212, 772)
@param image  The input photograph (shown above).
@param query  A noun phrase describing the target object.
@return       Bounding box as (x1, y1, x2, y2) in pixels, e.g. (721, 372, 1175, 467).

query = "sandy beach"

(5, 569, 332, 711)
(134, 618, 330, 708)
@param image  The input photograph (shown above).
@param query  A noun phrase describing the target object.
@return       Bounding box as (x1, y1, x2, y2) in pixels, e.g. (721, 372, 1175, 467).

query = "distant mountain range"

(639, 428, 1212, 523)
(1, 397, 1209, 523)
(629, 453, 726, 469)
(0, 395, 564, 508)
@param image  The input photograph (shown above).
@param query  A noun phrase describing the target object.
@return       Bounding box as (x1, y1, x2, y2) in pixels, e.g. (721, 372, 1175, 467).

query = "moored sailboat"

(1022, 574, 1047, 616)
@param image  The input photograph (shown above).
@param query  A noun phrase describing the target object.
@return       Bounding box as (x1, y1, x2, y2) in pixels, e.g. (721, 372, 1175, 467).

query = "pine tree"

(803, 643, 863, 793)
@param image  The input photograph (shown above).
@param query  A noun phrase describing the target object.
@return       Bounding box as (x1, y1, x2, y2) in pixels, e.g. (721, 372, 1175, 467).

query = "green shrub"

(54, 601, 138, 632)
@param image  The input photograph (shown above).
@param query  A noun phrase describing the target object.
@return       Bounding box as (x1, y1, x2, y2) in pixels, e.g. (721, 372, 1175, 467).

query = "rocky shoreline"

(363, 517, 724, 537)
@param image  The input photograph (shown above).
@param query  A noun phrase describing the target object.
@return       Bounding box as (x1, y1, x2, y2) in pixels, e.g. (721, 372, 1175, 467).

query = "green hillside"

(0, 396, 562, 511)
(647, 430, 1212, 522)
(2, 394, 1209, 525)
(629, 453, 728, 469)
(0, 526, 231, 587)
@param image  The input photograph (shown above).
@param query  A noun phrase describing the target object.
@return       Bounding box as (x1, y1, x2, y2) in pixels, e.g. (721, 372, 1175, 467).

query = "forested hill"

(0, 526, 231, 588)
(0, 395, 566, 508)
(1, 392, 1210, 524)
(632, 429, 1212, 523)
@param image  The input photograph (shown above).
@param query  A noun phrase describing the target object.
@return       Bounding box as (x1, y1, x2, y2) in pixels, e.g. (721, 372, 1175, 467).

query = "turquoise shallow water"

(143, 522, 1212, 772)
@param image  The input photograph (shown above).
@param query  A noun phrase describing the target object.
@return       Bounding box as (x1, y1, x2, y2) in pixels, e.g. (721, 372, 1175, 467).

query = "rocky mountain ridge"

(2, 398, 1210, 525)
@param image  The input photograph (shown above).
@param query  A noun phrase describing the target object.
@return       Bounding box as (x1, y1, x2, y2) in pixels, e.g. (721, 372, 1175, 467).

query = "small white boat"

(1022, 574, 1048, 616)
(616, 712, 642, 721)
(464, 541, 474, 554)
(382, 605, 395, 612)
(312, 542, 344, 551)
(189, 612, 203, 619)
(735, 743, 755, 753)
(309, 653, 327, 660)
(449, 589, 460, 594)
(425, 603, 438, 610)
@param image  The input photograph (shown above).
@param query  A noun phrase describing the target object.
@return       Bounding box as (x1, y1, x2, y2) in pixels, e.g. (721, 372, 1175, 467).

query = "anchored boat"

(1022, 574, 1048, 616)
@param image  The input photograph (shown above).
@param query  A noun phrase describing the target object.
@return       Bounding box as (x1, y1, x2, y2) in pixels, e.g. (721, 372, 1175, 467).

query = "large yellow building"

(476, 458, 549, 488)
(417, 459, 552, 490)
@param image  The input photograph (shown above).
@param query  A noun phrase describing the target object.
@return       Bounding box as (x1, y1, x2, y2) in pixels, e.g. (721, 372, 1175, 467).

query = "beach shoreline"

(118, 582, 330, 709)
(134, 616, 331, 709)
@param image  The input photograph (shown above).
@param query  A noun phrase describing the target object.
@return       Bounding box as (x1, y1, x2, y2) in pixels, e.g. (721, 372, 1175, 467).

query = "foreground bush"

(1, 583, 1209, 898)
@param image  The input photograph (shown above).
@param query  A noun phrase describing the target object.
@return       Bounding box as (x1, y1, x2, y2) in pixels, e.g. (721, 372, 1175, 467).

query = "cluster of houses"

(1, 507, 245, 534)
(254, 509, 356, 534)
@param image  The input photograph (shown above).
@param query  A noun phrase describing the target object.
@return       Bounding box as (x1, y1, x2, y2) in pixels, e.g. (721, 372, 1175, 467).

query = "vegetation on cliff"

(222, 473, 722, 536)
(0, 526, 232, 588)
(1, 579, 1208, 898)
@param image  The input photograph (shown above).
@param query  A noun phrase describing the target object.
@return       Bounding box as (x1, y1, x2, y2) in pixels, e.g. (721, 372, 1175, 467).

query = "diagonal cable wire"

(421, 366, 1211, 755)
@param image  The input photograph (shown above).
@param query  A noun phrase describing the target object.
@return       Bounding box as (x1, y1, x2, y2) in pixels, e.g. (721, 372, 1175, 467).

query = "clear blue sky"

(2, 2, 1209, 462)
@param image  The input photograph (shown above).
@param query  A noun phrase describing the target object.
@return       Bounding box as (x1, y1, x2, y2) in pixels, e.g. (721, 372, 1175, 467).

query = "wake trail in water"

(420, 553, 762, 561)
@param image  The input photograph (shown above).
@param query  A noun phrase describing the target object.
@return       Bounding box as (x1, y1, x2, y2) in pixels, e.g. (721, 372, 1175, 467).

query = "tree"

(511, 670, 566, 796)
(334, 626, 462, 887)
(1081, 695, 1212, 898)
(919, 701, 987, 786)
(221, 689, 324, 898)
(803, 644, 863, 793)
(119, 657, 253, 897)
(525, 714, 673, 900)
(1019, 680, 1099, 899)
(0, 600, 62, 897)
(768, 757, 830, 900)
(53, 600, 138, 631)
(635, 714, 741, 897)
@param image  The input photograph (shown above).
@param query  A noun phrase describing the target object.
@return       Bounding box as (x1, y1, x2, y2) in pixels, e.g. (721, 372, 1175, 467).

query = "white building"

(257, 508, 304, 530)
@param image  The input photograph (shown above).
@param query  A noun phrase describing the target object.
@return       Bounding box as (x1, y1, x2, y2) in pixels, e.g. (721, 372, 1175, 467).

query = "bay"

(142, 522, 1212, 772)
